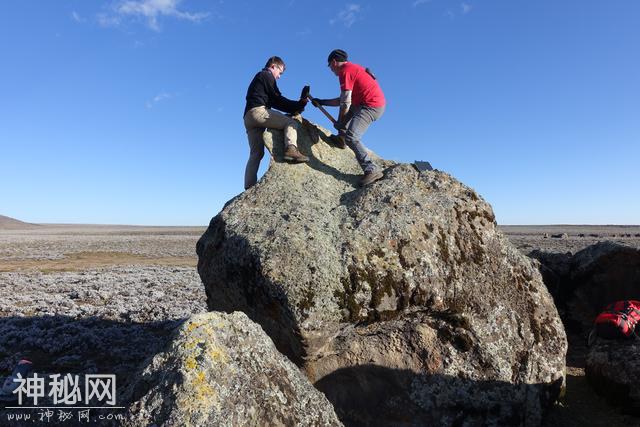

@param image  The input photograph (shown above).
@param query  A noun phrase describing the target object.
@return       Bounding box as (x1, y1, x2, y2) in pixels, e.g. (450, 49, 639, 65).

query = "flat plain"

(0, 222, 638, 424)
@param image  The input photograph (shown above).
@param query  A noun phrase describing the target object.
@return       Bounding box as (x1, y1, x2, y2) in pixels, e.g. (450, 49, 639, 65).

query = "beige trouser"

(243, 106, 300, 189)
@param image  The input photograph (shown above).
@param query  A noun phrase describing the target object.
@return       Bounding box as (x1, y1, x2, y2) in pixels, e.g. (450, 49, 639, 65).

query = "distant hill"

(0, 215, 39, 230)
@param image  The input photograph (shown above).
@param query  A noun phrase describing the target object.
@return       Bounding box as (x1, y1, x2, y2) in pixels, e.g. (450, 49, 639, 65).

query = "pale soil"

(0, 224, 638, 424)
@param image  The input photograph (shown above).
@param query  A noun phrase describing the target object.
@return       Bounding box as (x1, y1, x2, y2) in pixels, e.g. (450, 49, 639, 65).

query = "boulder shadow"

(197, 219, 308, 366)
(315, 364, 563, 427)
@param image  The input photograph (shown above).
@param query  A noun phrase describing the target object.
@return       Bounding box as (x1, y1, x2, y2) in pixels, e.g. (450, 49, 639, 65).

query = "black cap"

(328, 49, 348, 63)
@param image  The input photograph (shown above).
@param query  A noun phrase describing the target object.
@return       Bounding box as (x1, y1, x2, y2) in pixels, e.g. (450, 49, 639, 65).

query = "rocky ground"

(0, 225, 207, 425)
(0, 224, 638, 425)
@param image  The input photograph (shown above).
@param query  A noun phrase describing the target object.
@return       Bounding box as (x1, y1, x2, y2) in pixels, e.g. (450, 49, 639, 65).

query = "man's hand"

(333, 120, 345, 132)
(300, 85, 310, 100)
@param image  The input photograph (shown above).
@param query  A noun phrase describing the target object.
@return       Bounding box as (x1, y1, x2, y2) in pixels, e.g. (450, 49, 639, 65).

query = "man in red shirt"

(313, 49, 386, 186)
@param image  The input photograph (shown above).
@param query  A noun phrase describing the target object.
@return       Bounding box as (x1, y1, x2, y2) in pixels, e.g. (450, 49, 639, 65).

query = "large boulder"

(124, 312, 342, 426)
(197, 118, 567, 425)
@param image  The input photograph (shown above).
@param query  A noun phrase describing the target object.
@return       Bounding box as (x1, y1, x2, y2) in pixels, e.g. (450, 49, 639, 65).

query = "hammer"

(301, 85, 337, 125)
(301, 86, 346, 148)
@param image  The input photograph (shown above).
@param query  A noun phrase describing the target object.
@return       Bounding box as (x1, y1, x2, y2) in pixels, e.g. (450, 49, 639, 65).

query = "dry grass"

(0, 251, 197, 273)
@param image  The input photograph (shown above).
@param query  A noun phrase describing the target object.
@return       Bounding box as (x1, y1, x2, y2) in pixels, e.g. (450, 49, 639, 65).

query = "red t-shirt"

(338, 62, 386, 108)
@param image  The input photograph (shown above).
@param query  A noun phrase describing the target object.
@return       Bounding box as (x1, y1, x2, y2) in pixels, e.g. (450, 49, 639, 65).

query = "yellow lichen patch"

(207, 347, 228, 364)
(175, 367, 219, 424)
(192, 370, 215, 401)
(185, 357, 197, 371)
(186, 321, 202, 333)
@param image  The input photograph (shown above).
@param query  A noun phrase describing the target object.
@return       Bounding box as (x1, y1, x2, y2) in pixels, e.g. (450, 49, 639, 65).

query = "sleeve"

(340, 68, 355, 92)
(270, 81, 305, 114)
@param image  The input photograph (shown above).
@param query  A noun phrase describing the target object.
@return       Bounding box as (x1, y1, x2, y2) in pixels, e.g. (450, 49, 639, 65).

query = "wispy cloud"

(100, 0, 209, 31)
(412, 0, 430, 7)
(146, 92, 173, 108)
(330, 4, 361, 28)
(71, 11, 85, 23)
(461, 2, 472, 14)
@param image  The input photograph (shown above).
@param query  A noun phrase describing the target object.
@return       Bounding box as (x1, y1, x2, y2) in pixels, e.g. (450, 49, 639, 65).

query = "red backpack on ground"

(592, 300, 640, 341)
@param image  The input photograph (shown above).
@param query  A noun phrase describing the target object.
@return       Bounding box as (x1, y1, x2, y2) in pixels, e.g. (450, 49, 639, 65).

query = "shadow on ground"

(0, 315, 185, 408)
(315, 364, 562, 427)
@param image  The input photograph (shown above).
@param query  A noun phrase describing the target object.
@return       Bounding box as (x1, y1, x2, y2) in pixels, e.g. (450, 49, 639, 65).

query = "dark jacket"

(244, 69, 304, 116)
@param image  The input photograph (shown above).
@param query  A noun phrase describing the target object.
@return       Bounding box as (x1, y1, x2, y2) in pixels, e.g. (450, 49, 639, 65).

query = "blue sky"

(1, 0, 638, 225)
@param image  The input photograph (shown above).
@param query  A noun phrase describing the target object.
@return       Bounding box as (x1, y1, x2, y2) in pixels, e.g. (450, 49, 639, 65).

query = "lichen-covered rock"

(124, 312, 342, 427)
(567, 242, 640, 330)
(197, 119, 567, 425)
(586, 338, 640, 413)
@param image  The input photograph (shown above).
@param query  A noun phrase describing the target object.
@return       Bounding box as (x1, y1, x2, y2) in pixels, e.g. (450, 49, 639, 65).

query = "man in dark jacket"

(243, 56, 309, 190)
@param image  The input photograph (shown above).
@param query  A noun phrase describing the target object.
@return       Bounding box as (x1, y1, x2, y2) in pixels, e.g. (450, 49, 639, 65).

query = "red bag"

(594, 300, 640, 339)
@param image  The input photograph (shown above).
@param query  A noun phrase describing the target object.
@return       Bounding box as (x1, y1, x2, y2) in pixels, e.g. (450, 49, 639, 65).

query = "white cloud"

(412, 0, 430, 7)
(71, 11, 85, 23)
(146, 92, 173, 108)
(330, 4, 361, 28)
(461, 2, 472, 14)
(102, 0, 209, 31)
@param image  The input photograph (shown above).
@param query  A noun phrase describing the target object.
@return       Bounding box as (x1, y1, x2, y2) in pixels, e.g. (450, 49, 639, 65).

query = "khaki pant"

(243, 106, 300, 189)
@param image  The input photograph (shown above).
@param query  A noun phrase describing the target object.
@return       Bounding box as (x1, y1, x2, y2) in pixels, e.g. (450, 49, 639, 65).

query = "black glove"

(333, 120, 345, 131)
(293, 99, 306, 115)
(311, 98, 321, 107)
(300, 85, 310, 100)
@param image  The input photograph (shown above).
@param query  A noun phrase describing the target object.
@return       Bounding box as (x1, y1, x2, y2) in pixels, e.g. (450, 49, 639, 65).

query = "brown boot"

(283, 145, 309, 163)
(360, 169, 383, 186)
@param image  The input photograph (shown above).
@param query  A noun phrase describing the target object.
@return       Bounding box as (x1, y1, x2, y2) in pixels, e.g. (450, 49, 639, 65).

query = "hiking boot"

(283, 145, 309, 163)
(329, 134, 346, 149)
(360, 170, 384, 186)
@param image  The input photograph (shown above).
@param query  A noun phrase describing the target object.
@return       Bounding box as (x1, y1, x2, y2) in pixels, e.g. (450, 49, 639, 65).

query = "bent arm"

(317, 97, 340, 107)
